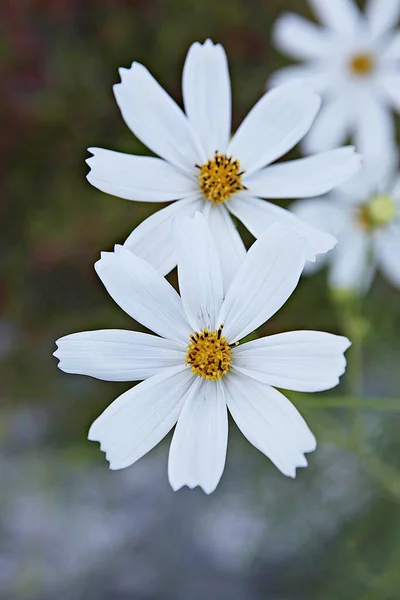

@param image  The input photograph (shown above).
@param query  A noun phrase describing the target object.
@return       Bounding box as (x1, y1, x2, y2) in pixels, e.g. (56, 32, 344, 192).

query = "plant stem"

(331, 289, 370, 442)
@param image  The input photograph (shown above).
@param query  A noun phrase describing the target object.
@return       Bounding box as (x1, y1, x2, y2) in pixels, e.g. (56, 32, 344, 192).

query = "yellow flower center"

(357, 195, 397, 230)
(186, 326, 234, 381)
(349, 52, 375, 76)
(197, 152, 246, 204)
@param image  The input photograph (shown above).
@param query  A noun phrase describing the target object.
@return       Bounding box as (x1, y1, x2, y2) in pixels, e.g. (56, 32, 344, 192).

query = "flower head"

(271, 0, 400, 156)
(87, 39, 361, 291)
(54, 216, 350, 494)
(292, 153, 400, 292)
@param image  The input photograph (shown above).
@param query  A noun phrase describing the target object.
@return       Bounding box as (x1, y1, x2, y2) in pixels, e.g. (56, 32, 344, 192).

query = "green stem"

(332, 289, 367, 396)
(331, 289, 370, 442)
(347, 327, 364, 397)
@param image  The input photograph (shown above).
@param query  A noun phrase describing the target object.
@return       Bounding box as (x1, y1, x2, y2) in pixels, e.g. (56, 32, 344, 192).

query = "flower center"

(197, 152, 246, 204)
(186, 325, 234, 381)
(348, 52, 375, 76)
(357, 195, 397, 230)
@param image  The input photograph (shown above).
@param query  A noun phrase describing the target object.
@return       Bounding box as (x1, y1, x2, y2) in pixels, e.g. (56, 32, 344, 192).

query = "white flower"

(271, 0, 400, 156)
(54, 216, 350, 494)
(87, 39, 362, 291)
(292, 154, 400, 292)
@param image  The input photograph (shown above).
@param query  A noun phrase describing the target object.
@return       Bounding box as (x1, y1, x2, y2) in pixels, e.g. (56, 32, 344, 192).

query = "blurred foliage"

(0, 1, 400, 599)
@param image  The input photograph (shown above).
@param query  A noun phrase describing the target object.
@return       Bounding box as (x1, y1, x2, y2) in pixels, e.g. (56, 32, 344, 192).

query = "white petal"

(204, 203, 246, 294)
(380, 73, 400, 111)
(302, 96, 352, 154)
(86, 148, 197, 202)
(182, 39, 231, 158)
(168, 379, 228, 494)
(377, 231, 400, 287)
(353, 146, 398, 194)
(355, 94, 395, 161)
(290, 197, 351, 239)
(225, 371, 316, 478)
(228, 192, 336, 262)
(123, 195, 203, 276)
(233, 331, 351, 392)
(366, 0, 400, 39)
(228, 83, 321, 174)
(338, 163, 379, 201)
(173, 213, 223, 332)
(273, 12, 333, 59)
(383, 31, 400, 60)
(113, 62, 202, 171)
(268, 65, 330, 94)
(88, 366, 194, 470)
(309, 0, 362, 37)
(95, 245, 191, 344)
(54, 330, 185, 381)
(391, 175, 400, 201)
(329, 227, 375, 292)
(245, 148, 362, 199)
(218, 223, 306, 343)
(290, 196, 351, 275)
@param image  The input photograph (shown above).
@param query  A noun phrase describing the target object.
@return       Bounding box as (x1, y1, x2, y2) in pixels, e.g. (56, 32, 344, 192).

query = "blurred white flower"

(87, 39, 361, 290)
(54, 217, 350, 494)
(292, 154, 400, 293)
(271, 0, 400, 156)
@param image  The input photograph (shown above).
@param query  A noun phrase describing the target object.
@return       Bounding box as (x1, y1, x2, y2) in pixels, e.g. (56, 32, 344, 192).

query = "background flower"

(292, 152, 400, 293)
(271, 0, 400, 157)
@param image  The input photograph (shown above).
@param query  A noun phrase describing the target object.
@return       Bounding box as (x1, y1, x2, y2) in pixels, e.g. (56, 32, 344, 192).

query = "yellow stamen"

(197, 152, 246, 204)
(186, 325, 234, 381)
(358, 195, 397, 230)
(349, 52, 375, 76)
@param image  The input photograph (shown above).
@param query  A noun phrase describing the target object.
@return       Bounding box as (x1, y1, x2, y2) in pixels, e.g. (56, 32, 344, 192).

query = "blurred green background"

(1, 0, 400, 598)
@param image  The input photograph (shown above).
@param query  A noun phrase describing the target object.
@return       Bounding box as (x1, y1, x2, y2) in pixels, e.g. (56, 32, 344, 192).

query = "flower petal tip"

(330, 235, 338, 251)
(288, 455, 311, 478)
(108, 462, 122, 471)
(169, 480, 217, 494)
(307, 436, 317, 453)
(87, 424, 97, 441)
(117, 66, 130, 80)
(342, 337, 352, 352)
(306, 231, 337, 263)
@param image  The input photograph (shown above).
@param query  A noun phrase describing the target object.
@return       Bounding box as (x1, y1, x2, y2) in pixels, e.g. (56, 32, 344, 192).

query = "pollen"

(197, 152, 246, 204)
(186, 325, 235, 381)
(358, 195, 397, 230)
(349, 52, 375, 76)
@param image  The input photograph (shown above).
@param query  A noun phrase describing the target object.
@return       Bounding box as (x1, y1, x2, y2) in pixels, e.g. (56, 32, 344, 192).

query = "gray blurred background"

(1, 0, 400, 598)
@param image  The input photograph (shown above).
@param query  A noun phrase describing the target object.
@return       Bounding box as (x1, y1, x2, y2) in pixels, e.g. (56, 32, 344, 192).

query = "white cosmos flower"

(292, 154, 400, 293)
(271, 0, 400, 156)
(54, 216, 350, 494)
(87, 39, 362, 291)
